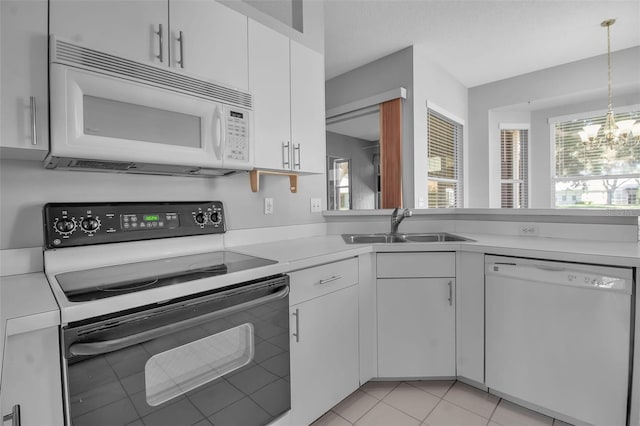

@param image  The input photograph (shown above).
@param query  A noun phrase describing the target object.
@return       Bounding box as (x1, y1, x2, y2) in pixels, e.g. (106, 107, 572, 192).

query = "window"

(427, 109, 463, 208)
(552, 110, 640, 208)
(500, 128, 529, 208)
(327, 157, 351, 210)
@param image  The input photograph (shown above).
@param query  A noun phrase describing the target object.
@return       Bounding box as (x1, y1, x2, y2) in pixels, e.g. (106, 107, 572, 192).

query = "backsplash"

(0, 159, 326, 249)
(324, 210, 639, 242)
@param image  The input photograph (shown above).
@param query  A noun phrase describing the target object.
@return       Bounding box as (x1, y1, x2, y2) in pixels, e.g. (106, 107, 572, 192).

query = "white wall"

(221, 0, 324, 53)
(412, 44, 468, 208)
(326, 131, 377, 210)
(469, 46, 640, 208)
(0, 160, 326, 249)
(325, 47, 414, 206)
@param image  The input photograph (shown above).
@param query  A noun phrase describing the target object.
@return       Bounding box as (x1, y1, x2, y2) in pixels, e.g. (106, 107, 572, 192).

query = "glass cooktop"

(55, 251, 277, 302)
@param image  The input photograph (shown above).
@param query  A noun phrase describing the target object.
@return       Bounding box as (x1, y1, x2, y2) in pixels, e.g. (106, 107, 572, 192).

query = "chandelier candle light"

(578, 19, 639, 149)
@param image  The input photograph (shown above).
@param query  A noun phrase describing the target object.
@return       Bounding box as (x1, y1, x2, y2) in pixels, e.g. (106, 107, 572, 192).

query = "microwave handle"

(213, 106, 224, 160)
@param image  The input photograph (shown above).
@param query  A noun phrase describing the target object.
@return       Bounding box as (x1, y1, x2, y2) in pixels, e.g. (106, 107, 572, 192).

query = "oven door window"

(145, 323, 254, 406)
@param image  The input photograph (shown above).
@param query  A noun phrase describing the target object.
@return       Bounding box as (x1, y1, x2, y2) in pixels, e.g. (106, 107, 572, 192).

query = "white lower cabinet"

(376, 252, 456, 378)
(289, 259, 360, 426)
(0, 327, 64, 425)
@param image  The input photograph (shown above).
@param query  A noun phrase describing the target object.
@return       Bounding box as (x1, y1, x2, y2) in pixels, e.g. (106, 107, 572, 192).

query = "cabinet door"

(0, 327, 64, 425)
(290, 41, 326, 173)
(377, 278, 456, 378)
(50, 0, 167, 65)
(0, 0, 49, 159)
(249, 19, 292, 171)
(169, 0, 248, 89)
(290, 286, 359, 426)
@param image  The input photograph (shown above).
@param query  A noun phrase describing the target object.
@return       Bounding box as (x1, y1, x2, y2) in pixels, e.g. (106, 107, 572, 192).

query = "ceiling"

(323, 0, 640, 88)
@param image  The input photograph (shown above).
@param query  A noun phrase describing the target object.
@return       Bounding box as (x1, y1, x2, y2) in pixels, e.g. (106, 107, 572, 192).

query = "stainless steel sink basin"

(342, 233, 407, 244)
(402, 233, 472, 242)
(342, 232, 474, 244)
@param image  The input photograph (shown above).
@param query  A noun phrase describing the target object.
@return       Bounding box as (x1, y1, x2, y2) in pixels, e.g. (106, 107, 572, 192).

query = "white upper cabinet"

(249, 19, 292, 170)
(249, 20, 326, 173)
(49, 0, 248, 89)
(49, 0, 167, 65)
(0, 0, 49, 159)
(169, 0, 248, 89)
(290, 40, 326, 174)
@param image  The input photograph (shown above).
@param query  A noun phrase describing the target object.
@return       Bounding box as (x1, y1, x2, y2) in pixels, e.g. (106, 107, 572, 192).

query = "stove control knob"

(81, 217, 101, 233)
(54, 218, 76, 235)
(209, 211, 221, 225)
(194, 212, 206, 225)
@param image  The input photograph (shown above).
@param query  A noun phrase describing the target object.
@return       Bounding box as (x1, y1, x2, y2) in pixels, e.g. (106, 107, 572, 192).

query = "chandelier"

(578, 19, 639, 149)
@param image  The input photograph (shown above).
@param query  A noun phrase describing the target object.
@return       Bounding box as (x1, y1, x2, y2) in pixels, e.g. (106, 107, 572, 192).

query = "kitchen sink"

(342, 232, 474, 244)
(402, 233, 472, 242)
(342, 233, 408, 244)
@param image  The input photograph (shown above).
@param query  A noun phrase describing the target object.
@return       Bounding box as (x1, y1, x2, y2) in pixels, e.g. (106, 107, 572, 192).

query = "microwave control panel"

(224, 107, 250, 164)
(43, 201, 225, 248)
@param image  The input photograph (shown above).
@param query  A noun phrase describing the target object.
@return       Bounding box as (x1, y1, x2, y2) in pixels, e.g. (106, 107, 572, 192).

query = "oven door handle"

(68, 285, 289, 356)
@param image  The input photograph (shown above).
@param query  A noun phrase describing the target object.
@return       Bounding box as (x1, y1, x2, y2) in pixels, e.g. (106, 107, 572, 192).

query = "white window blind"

(553, 110, 640, 208)
(500, 128, 528, 208)
(427, 109, 463, 208)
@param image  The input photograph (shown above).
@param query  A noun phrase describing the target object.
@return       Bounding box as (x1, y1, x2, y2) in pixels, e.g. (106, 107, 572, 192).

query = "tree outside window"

(553, 110, 640, 208)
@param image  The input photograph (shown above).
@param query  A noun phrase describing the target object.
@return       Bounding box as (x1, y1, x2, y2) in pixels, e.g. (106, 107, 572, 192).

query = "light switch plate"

(264, 198, 274, 215)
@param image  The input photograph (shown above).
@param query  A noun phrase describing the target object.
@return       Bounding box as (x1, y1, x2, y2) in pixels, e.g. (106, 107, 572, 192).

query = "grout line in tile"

(330, 409, 354, 425)
(353, 398, 384, 424)
(487, 397, 502, 422)
(429, 394, 498, 425)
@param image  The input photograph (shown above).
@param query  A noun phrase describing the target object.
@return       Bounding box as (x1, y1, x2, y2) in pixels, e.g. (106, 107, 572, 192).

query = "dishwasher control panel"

(44, 201, 225, 248)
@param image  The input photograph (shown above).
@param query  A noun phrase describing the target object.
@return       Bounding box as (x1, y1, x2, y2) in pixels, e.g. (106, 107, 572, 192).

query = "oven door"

(62, 276, 290, 426)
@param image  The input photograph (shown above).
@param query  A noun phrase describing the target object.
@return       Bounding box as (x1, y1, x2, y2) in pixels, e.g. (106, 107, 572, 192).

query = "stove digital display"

(121, 213, 180, 231)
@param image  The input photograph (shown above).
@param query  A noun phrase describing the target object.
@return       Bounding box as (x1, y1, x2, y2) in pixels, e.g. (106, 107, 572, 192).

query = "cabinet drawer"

(377, 252, 455, 278)
(289, 257, 358, 305)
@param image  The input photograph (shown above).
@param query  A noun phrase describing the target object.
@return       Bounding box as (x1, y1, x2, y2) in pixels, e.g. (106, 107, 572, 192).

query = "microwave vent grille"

(53, 39, 252, 109)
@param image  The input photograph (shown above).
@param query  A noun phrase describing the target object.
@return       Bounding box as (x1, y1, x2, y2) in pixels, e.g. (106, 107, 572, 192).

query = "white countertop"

(230, 233, 640, 268)
(2, 232, 639, 329)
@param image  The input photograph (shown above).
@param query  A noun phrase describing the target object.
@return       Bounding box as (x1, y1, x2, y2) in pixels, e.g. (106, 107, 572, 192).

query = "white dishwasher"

(485, 255, 633, 426)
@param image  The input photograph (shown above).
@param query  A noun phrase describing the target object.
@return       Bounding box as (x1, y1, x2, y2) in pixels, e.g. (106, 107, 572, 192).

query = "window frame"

(499, 123, 530, 208)
(549, 104, 640, 208)
(426, 103, 464, 208)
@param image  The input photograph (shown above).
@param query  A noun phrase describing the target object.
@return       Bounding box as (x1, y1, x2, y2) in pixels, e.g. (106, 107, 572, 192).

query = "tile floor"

(312, 380, 573, 426)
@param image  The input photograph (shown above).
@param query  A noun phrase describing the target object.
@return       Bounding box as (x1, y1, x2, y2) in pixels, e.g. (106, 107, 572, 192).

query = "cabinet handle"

(293, 143, 301, 170)
(319, 275, 342, 285)
(292, 308, 300, 342)
(176, 30, 184, 68)
(3, 404, 21, 426)
(282, 142, 291, 168)
(156, 24, 164, 63)
(447, 280, 453, 306)
(30, 96, 37, 145)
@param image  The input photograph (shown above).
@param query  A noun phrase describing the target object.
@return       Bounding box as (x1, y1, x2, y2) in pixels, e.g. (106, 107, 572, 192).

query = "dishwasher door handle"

(69, 285, 289, 356)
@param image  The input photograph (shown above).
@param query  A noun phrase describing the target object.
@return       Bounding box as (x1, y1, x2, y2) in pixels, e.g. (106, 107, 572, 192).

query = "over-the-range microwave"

(46, 37, 253, 177)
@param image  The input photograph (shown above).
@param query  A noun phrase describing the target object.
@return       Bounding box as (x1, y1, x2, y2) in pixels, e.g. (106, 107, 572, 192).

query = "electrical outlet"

(518, 223, 539, 236)
(264, 198, 274, 215)
(310, 198, 322, 212)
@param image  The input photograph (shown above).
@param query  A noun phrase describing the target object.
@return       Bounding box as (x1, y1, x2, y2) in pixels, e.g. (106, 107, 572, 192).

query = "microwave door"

(49, 65, 223, 169)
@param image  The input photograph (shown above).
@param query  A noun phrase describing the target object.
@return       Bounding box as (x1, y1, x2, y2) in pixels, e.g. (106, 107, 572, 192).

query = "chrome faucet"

(390, 207, 413, 234)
